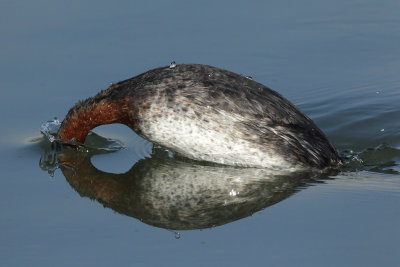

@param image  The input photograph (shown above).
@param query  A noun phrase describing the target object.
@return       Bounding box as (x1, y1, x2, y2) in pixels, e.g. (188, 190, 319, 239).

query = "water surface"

(1, 1, 399, 266)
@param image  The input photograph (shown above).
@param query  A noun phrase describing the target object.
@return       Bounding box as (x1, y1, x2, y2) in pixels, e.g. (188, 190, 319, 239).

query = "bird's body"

(58, 64, 340, 170)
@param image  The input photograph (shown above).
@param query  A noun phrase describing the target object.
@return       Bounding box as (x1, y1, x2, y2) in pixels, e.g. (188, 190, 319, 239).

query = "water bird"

(57, 63, 341, 170)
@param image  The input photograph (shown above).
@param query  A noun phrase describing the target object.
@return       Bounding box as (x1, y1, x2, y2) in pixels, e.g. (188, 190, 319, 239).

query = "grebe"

(58, 64, 340, 169)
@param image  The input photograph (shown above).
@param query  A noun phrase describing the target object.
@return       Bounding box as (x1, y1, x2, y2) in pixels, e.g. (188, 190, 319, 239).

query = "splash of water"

(40, 118, 124, 151)
(40, 118, 60, 143)
(340, 145, 400, 174)
(39, 118, 126, 177)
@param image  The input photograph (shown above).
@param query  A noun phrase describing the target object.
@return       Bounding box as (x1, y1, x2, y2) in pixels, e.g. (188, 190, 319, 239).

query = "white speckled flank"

(137, 94, 290, 169)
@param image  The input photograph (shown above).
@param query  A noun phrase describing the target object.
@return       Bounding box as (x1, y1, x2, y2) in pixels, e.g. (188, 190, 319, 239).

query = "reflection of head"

(56, 147, 330, 230)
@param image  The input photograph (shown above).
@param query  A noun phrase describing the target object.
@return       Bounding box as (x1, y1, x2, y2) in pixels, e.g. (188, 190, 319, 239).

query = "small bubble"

(169, 61, 176, 69)
(174, 232, 181, 239)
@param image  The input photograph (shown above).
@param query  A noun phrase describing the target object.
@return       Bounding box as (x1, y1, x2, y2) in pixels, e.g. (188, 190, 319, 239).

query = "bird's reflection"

(40, 138, 333, 230)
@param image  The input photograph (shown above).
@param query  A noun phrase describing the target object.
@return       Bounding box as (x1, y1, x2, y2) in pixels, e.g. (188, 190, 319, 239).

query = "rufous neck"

(57, 97, 133, 144)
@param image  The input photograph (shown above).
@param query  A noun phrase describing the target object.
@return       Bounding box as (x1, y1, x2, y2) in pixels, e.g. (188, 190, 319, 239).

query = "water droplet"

(245, 75, 253, 80)
(165, 149, 174, 158)
(169, 61, 176, 69)
(376, 91, 380, 94)
(208, 72, 213, 77)
(258, 87, 262, 91)
(229, 189, 238, 196)
(174, 232, 181, 239)
(380, 128, 385, 132)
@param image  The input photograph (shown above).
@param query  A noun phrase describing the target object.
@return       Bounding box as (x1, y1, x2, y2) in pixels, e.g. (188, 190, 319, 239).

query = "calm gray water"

(1, 1, 400, 266)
